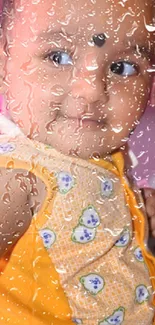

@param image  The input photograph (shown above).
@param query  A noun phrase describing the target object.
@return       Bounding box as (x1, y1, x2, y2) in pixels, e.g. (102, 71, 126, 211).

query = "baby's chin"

(26, 119, 124, 160)
(37, 132, 114, 160)
(53, 143, 105, 160)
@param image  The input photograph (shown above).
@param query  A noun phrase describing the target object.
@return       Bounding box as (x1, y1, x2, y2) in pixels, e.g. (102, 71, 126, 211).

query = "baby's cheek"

(33, 65, 71, 102)
(12, 54, 70, 105)
(105, 78, 148, 141)
(26, 68, 72, 131)
(111, 77, 149, 115)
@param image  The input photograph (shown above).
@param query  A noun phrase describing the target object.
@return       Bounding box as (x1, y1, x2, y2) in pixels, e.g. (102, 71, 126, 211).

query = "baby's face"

(3, 0, 153, 158)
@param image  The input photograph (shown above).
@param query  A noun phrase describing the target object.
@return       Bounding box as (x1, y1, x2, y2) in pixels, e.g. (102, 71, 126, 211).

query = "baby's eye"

(110, 61, 139, 76)
(47, 51, 73, 66)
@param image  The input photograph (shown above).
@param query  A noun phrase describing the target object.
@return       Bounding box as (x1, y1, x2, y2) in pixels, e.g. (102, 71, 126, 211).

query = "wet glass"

(0, 0, 154, 324)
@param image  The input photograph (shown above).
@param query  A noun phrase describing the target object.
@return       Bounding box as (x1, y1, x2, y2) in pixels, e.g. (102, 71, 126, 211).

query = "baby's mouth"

(57, 112, 107, 131)
(48, 110, 108, 133)
(77, 117, 105, 130)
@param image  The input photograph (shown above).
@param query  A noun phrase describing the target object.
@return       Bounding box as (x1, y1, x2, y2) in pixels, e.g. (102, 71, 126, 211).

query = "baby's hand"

(143, 188, 155, 237)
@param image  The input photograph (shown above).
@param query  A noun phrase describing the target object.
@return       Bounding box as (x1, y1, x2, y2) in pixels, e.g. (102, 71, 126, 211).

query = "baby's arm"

(0, 168, 32, 257)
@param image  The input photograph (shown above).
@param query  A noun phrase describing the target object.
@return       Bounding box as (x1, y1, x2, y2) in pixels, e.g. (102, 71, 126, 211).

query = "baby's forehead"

(11, 0, 151, 29)
(7, 0, 153, 19)
(4, 0, 153, 50)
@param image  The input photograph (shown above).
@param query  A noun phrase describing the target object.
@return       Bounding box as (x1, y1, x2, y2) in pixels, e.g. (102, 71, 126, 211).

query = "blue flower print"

(72, 318, 83, 324)
(57, 171, 74, 194)
(115, 229, 130, 247)
(72, 225, 96, 244)
(39, 228, 56, 249)
(80, 273, 105, 295)
(101, 178, 113, 198)
(79, 206, 100, 229)
(99, 307, 125, 325)
(135, 285, 149, 304)
(0, 143, 15, 154)
(134, 247, 144, 262)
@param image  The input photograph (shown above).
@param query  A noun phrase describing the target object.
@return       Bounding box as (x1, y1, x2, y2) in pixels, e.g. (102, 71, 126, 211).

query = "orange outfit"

(0, 135, 155, 325)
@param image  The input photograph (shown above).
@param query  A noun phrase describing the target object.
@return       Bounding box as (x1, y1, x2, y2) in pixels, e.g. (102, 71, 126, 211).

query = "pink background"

(129, 99, 155, 188)
(129, 82, 155, 187)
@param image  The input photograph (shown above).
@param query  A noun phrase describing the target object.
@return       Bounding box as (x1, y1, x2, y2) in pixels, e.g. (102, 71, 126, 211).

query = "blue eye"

(48, 51, 73, 66)
(110, 61, 139, 76)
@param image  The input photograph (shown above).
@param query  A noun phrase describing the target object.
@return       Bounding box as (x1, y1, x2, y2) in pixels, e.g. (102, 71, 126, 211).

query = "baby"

(0, 0, 155, 324)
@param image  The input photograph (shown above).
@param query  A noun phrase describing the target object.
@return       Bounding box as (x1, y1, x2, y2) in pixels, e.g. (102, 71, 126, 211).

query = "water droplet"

(106, 17, 113, 25)
(41, 167, 48, 175)
(6, 160, 14, 169)
(51, 85, 65, 97)
(64, 214, 73, 222)
(33, 188, 39, 196)
(127, 21, 138, 37)
(11, 6, 20, 14)
(47, 7, 55, 17)
(16, 220, 24, 227)
(101, 125, 107, 132)
(55, 267, 67, 274)
(13, 232, 20, 238)
(32, 0, 40, 4)
(118, 8, 135, 23)
(144, 17, 155, 32)
(87, 23, 94, 32)
(46, 120, 54, 134)
(147, 68, 155, 73)
(112, 125, 123, 133)
(2, 193, 11, 204)
(86, 59, 98, 71)
(91, 152, 100, 161)
(7, 241, 13, 245)
(118, 0, 128, 8)
(137, 131, 144, 138)
(88, 11, 96, 17)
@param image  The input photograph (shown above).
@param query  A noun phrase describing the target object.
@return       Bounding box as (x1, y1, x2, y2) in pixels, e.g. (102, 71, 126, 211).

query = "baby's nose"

(71, 53, 108, 104)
